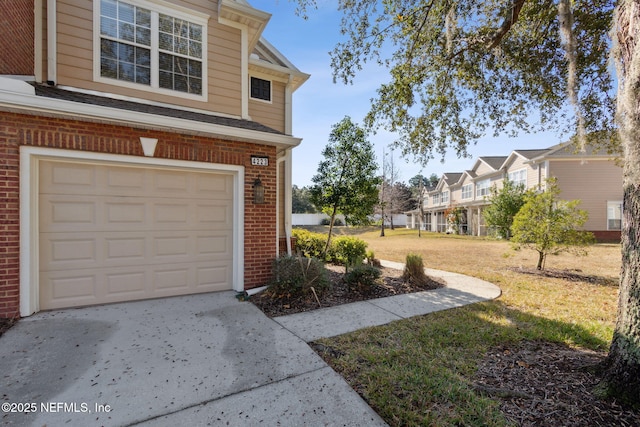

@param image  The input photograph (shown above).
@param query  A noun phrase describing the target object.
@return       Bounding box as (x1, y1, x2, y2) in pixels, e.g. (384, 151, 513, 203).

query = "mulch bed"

(473, 340, 640, 426)
(250, 264, 444, 318)
(0, 318, 17, 337)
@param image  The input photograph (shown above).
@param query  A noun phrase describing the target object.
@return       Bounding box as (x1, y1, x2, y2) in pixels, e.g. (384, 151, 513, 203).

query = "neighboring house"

(0, 0, 309, 318)
(406, 142, 622, 241)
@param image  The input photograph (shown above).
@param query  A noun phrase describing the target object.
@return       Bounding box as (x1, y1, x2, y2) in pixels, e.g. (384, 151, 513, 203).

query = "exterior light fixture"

(253, 176, 265, 204)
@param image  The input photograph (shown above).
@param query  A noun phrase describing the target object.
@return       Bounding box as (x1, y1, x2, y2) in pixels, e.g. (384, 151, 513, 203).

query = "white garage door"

(38, 160, 234, 310)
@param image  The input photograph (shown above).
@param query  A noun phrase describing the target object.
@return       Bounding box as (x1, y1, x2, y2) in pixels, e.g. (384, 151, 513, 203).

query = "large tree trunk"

(606, 0, 640, 404)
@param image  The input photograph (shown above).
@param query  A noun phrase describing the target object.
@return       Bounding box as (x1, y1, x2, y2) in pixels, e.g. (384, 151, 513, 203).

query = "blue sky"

(251, 0, 562, 187)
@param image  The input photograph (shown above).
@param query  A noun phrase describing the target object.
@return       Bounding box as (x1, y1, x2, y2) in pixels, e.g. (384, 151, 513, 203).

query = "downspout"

(277, 150, 293, 256)
(282, 75, 295, 255)
(34, 0, 43, 82)
(47, 0, 56, 84)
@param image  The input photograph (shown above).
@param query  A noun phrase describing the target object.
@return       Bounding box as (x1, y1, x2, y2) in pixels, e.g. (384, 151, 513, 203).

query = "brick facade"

(0, 0, 34, 75)
(0, 112, 278, 318)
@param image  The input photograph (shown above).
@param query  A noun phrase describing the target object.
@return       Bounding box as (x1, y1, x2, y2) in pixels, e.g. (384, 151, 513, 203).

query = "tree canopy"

(310, 116, 380, 253)
(483, 178, 527, 239)
(292, 0, 640, 402)
(511, 178, 595, 270)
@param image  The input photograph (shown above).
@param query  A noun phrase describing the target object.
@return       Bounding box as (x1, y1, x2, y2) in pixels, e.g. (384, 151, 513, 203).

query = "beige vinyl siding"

(53, 0, 242, 117)
(548, 160, 623, 231)
(474, 161, 496, 176)
(249, 80, 286, 133)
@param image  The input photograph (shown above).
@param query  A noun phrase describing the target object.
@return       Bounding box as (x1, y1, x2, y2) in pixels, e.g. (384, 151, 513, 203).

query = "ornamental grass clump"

(402, 253, 429, 286)
(268, 255, 330, 298)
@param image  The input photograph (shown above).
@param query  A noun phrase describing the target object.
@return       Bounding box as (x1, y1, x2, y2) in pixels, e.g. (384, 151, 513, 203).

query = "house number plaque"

(251, 156, 269, 166)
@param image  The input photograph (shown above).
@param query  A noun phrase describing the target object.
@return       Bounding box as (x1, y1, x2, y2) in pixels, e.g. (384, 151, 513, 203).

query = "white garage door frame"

(20, 146, 245, 317)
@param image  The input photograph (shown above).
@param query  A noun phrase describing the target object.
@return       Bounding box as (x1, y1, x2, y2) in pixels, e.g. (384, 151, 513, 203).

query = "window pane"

(174, 74, 188, 92)
(159, 70, 172, 89)
(175, 56, 188, 74)
(159, 32, 173, 51)
(101, 17, 118, 37)
(118, 43, 134, 63)
(159, 53, 173, 72)
(100, 57, 117, 78)
(135, 47, 150, 66)
(136, 8, 150, 28)
(189, 40, 202, 58)
(189, 77, 202, 94)
(101, 0, 117, 19)
(188, 59, 201, 77)
(136, 66, 150, 84)
(174, 18, 189, 38)
(101, 39, 118, 59)
(119, 22, 135, 42)
(175, 37, 189, 55)
(118, 2, 135, 23)
(118, 62, 135, 82)
(189, 24, 202, 42)
(159, 15, 173, 33)
(136, 27, 150, 45)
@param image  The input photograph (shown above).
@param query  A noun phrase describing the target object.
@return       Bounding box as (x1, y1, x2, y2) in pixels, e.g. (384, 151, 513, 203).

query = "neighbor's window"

(98, 0, 207, 98)
(507, 168, 527, 188)
(461, 183, 473, 200)
(441, 191, 449, 204)
(607, 201, 622, 230)
(250, 77, 271, 101)
(476, 178, 490, 197)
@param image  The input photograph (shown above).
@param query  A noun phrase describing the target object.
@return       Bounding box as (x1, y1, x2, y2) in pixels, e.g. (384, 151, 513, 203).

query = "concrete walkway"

(273, 260, 502, 342)
(0, 262, 500, 427)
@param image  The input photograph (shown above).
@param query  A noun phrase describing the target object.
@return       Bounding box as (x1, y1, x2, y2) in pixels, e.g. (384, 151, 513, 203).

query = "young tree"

(310, 116, 380, 255)
(293, 0, 640, 401)
(483, 179, 528, 239)
(510, 179, 595, 271)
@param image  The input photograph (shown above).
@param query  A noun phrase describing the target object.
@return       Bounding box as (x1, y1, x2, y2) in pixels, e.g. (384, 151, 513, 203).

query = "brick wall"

(0, 111, 278, 318)
(0, 0, 34, 75)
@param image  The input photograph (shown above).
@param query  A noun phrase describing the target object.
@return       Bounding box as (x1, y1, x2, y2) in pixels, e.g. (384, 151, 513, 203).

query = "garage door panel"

(197, 265, 231, 291)
(39, 160, 235, 310)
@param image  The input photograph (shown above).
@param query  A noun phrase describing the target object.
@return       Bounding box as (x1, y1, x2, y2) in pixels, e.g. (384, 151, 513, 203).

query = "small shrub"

(333, 218, 344, 226)
(344, 265, 382, 292)
(403, 253, 429, 285)
(268, 255, 330, 297)
(331, 235, 368, 272)
(292, 228, 327, 259)
(320, 217, 331, 225)
(365, 250, 381, 267)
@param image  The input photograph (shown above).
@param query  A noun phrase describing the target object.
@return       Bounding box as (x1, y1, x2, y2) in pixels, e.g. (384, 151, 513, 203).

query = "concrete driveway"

(0, 292, 386, 426)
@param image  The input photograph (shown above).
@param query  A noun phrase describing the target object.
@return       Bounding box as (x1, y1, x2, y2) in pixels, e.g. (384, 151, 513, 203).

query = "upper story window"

(607, 201, 622, 230)
(508, 168, 527, 188)
(250, 77, 271, 102)
(432, 193, 440, 205)
(96, 0, 208, 100)
(461, 184, 473, 200)
(476, 178, 490, 198)
(441, 191, 449, 204)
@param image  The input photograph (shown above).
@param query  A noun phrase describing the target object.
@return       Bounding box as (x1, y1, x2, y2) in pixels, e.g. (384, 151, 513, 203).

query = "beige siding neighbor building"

(406, 142, 622, 241)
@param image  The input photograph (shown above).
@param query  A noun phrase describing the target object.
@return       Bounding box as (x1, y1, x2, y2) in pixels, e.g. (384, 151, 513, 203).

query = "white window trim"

(607, 200, 623, 231)
(93, 0, 209, 102)
(508, 167, 527, 187)
(476, 178, 490, 197)
(249, 75, 273, 104)
(441, 190, 449, 204)
(461, 183, 473, 200)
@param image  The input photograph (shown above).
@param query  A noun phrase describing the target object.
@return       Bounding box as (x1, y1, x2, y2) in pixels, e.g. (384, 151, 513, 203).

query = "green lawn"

(307, 227, 621, 426)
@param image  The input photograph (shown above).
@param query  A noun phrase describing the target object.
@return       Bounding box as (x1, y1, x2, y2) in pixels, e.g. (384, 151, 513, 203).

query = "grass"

(304, 226, 621, 426)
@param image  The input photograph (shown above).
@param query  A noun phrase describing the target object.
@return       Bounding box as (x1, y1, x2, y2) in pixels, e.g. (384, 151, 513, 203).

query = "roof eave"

(0, 80, 302, 149)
